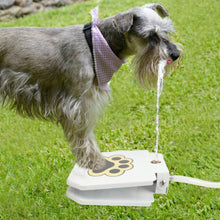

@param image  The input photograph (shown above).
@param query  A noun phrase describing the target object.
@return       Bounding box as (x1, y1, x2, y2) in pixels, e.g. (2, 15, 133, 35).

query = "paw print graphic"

(88, 155, 133, 177)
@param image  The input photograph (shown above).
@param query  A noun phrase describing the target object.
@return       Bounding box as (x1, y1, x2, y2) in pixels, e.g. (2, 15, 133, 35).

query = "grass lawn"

(0, 0, 219, 219)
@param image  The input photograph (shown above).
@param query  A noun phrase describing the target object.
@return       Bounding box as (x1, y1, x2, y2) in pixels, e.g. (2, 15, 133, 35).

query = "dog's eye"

(148, 31, 160, 45)
(162, 38, 169, 44)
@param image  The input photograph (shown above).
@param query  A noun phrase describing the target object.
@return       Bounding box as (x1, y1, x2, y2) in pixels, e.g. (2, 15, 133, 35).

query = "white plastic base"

(67, 185, 155, 206)
(66, 150, 169, 206)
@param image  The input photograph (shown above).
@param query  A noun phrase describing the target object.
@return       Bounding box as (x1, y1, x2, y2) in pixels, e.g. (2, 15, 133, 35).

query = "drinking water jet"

(151, 59, 166, 164)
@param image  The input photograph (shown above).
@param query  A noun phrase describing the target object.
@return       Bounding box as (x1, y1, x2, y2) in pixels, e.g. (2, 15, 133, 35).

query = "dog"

(0, 3, 182, 169)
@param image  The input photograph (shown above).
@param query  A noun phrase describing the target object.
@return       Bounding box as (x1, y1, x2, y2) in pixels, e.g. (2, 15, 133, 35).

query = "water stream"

(155, 60, 167, 158)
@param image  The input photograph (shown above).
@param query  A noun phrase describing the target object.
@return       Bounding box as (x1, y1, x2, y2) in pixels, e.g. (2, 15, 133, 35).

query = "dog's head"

(112, 3, 183, 88)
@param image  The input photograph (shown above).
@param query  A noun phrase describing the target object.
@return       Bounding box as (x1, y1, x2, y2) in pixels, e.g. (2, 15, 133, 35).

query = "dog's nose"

(170, 51, 180, 61)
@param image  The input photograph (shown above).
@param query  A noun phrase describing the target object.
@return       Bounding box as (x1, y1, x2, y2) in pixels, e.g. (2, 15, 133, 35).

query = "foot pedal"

(66, 150, 169, 206)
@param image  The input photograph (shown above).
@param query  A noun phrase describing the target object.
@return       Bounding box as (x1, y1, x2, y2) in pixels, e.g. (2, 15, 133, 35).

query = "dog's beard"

(132, 43, 183, 89)
(132, 44, 166, 89)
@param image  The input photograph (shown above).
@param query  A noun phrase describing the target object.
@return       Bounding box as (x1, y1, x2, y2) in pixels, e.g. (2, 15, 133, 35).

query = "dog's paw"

(91, 155, 106, 170)
(88, 155, 133, 177)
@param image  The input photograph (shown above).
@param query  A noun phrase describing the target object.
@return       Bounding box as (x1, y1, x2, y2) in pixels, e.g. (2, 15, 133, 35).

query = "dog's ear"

(143, 3, 169, 18)
(113, 12, 134, 33)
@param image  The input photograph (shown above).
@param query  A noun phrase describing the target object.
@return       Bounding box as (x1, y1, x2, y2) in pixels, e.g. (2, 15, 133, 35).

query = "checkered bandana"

(91, 7, 126, 91)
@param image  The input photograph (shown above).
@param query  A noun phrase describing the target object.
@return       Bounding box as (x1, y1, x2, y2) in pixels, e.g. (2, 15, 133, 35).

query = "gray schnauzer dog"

(0, 3, 182, 169)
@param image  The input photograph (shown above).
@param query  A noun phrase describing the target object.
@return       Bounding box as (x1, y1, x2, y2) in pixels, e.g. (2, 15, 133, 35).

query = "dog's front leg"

(60, 115, 106, 170)
(73, 131, 106, 169)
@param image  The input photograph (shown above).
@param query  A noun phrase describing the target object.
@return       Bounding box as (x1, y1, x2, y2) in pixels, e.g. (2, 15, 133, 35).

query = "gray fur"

(0, 4, 183, 169)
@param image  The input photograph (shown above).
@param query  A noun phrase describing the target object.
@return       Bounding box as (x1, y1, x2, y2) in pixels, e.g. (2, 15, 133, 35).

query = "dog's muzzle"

(165, 41, 180, 64)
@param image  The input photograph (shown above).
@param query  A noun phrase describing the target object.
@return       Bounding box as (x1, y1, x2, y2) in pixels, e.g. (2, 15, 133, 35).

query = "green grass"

(0, 0, 219, 219)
